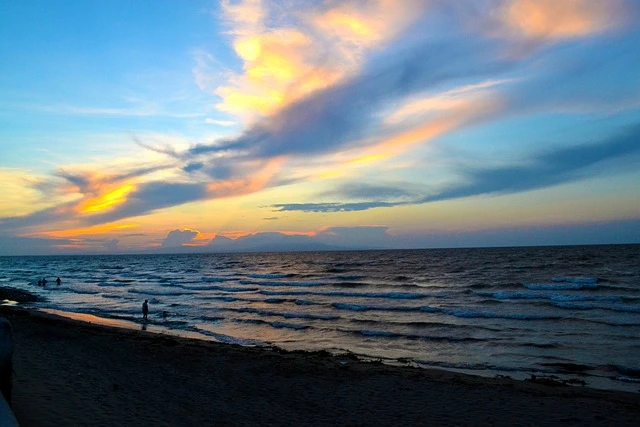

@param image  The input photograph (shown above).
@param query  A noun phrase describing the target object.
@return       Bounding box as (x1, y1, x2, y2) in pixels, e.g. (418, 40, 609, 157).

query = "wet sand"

(1, 305, 639, 426)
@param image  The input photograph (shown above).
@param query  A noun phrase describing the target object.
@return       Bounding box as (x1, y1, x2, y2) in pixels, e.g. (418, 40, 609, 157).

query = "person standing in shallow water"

(142, 300, 149, 320)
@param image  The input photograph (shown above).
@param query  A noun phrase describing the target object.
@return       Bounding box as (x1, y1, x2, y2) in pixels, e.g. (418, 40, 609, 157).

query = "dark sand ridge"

(1, 304, 639, 426)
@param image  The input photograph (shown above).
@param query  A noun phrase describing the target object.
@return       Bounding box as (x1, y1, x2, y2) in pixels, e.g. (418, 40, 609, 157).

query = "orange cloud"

(502, 0, 627, 39)
(311, 0, 422, 49)
(216, 0, 425, 120)
(333, 86, 507, 169)
(33, 223, 137, 239)
(207, 157, 285, 198)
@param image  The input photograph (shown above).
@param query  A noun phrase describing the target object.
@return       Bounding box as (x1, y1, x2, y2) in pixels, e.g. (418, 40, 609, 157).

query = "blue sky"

(0, 0, 639, 255)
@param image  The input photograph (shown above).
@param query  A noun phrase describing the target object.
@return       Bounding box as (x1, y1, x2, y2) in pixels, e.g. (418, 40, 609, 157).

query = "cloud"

(86, 182, 209, 225)
(26, 103, 205, 119)
(204, 118, 236, 126)
(215, 0, 427, 120)
(321, 183, 417, 201)
(161, 228, 200, 247)
(187, 35, 512, 163)
(499, 0, 630, 40)
(206, 226, 392, 251)
(183, 162, 204, 173)
(3, 0, 639, 242)
(423, 122, 640, 202)
(272, 201, 400, 213)
(271, 123, 640, 212)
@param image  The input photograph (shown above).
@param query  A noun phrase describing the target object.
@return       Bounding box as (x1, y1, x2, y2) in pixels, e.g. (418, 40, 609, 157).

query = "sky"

(1, 0, 639, 255)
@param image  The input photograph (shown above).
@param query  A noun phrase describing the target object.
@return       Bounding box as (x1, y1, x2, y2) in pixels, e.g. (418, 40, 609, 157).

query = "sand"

(1, 305, 638, 427)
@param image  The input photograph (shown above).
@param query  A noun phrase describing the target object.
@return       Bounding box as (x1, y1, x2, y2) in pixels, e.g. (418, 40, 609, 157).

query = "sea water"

(1, 245, 638, 392)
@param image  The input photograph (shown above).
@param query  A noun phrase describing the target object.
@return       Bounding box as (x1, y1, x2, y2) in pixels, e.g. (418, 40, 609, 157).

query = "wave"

(239, 280, 326, 287)
(202, 277, 233, 283)
(295, 300, 321, 306)
(339, 328, 484, 342)
(95, 281, 132, 287)
(477, 291, 624, 302)
(169, 283, 259, 293)
(440, 308, 560, 320)
(330, 282, 369, 288)
(332, 303, 422, 312)
(551, 301, 640, 313)
(517, 342, 561, 349)
(334, 275, 366, 281)
(524, 283, 599, 291)
(539, 362, 593, 373)
(127, 289, 196, 296)
(200, 296, 239, 302)
(413, 359, 538, 374)
(264, 298, 297, 304)
(234, 318, 309, 331)
(332, 302, 563, 320)
(259, 289, 444, 300)
(193, 328, 267, 346)
(59, 288, 101, 295)
(227, 307, 340, 321)
(350, 318, 502, 332)
(552, 277, 599, 284)
(200, 315, 225, 322)
(584, 318, 640, 327)
(612, 365, 640, 378)
(246, 273, 295, 279)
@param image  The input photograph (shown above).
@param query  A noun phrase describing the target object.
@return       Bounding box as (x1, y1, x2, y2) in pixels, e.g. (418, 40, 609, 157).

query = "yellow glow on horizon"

(34, 223, 138, 239)
(80, 184, 135, 213)
(279, 230, 317, 237)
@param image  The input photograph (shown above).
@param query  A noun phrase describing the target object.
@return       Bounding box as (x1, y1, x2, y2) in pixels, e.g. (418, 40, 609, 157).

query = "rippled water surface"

(1, 245, 638, 391)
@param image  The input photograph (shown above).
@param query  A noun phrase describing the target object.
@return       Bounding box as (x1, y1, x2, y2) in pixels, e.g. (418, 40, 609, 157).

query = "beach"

(1, 305, 638, 426)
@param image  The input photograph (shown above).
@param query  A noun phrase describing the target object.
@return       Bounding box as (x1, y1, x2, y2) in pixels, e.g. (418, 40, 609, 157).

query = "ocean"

(1, 245, 638, 392)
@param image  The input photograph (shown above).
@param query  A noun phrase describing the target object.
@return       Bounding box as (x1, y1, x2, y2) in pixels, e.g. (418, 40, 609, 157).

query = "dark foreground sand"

(1, 306, 639, 427)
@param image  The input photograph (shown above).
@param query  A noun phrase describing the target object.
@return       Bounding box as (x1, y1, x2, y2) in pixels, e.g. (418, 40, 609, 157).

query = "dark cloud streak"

(272, 124, 640, 212)
(87, 182, 209, 225)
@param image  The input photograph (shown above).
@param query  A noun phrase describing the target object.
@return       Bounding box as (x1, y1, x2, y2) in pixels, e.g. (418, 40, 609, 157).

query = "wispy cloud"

(204, 118, 236, 126)
(271, 123, 640, 212)
(498, 0, 630, 40)
(214, 0, 426, 120)
(2, 0, 638, 246)
(272, 201, 401, 213)
(21, 103, 205, 119)
(422, 123, 640, 202)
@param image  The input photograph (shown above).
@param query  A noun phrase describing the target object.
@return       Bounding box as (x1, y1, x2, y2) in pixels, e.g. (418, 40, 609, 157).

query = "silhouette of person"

(42, 278, 47, 286)
(56, 277, 61, 285)
(142, 300, 149, 320)
(37, 280, 42, 287)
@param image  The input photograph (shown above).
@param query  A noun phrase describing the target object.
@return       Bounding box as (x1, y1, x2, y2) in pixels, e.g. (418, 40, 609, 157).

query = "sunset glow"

(0, 0, 638, 255)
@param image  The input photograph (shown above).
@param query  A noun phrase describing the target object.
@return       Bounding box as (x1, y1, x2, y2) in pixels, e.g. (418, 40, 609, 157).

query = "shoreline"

(1, 304, 639, 426)
(15, 304, 640, 393)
